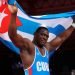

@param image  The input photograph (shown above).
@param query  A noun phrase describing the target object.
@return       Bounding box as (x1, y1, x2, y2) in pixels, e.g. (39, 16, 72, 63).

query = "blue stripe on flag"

(8, 0, 16, 5)
(48, 24, 65, 36)
(18, 17, 40, 34)
(18, 18, 65, 36)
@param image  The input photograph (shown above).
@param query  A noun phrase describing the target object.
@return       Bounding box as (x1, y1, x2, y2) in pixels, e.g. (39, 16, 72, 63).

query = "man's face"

(35, 29, 49, 47)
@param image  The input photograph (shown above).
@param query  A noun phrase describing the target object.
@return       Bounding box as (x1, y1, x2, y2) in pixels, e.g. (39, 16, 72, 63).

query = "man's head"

(33, 27, 49, 47)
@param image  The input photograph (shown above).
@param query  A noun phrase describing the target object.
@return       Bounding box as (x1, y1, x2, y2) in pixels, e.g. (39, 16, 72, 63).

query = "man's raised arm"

(8, 5, 18, 40)
(47, 26, 74, 51)
(8, 5, 32, 50)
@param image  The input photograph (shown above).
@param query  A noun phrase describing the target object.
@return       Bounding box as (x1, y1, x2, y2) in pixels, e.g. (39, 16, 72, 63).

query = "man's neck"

(33, 41, 43, 48)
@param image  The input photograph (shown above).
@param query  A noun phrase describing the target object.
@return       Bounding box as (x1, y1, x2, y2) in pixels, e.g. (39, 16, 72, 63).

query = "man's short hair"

(34, 27, 49, 34)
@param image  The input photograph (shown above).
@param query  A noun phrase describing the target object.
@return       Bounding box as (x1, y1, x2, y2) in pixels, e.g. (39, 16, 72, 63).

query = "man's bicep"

(10, 34, 26, 48)
(10, 34, 34, 54)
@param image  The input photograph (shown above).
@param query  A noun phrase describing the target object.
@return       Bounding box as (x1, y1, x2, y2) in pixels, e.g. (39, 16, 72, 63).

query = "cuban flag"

(0, 0, 75, 54)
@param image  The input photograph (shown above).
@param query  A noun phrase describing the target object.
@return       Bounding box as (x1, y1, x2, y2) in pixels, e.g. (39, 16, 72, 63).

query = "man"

(8, 4, 74, 75)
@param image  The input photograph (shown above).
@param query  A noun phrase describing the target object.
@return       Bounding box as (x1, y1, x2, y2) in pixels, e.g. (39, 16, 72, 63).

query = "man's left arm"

(46, 26, 74, 51)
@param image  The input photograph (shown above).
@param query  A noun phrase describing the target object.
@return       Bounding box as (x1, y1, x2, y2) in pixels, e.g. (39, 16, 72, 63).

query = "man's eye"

(40, 33, 43, 35)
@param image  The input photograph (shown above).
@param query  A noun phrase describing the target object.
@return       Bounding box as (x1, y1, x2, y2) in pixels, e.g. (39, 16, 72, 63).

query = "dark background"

(17, 0, 75, 15)
(0, 42, 24, 75)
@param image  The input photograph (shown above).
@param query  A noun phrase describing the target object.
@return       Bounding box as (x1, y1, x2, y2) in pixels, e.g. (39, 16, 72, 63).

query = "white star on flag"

(0, 9, 8, 27)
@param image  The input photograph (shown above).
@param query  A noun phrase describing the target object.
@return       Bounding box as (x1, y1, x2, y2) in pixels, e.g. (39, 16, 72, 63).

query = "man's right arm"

(8, 5, 34, 54)
(8, 5, 24, 48)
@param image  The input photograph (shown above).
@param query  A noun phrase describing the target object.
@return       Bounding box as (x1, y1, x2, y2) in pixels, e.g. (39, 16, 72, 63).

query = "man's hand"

(8, 3, 18, 14)
(72, 23, 75, 28)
